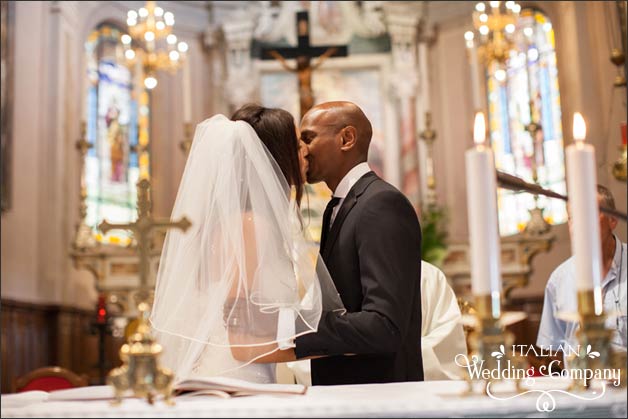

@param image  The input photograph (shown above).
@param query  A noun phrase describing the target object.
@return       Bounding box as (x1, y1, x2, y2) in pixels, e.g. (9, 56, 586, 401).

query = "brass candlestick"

(567, 290, 624, 391)
(108, 301, 175, 405)
(461, 294, 524, 395)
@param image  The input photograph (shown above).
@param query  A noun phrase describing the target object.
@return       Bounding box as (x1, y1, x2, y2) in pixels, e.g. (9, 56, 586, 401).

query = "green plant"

(420, 203, 449, 267)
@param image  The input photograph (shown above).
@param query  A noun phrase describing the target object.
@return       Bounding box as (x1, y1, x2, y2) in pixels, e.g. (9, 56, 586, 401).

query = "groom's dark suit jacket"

(295, 171, 424, 385)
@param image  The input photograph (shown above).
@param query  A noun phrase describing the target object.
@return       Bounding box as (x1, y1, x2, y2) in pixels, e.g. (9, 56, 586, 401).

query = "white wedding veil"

(150, 114, 344, 380)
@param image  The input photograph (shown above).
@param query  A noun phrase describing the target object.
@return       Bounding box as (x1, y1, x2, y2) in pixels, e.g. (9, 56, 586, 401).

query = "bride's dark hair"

(231, 104, 304, 205)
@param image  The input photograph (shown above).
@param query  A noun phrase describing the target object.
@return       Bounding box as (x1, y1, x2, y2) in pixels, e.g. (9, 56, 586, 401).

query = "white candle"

(565, 112, 603, 313)
(465, 112, 502, 315)
(182, 55, 192, 123)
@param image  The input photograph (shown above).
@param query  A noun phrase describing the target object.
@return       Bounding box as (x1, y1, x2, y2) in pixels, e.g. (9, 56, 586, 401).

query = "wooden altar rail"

(0, 299, 123, 393)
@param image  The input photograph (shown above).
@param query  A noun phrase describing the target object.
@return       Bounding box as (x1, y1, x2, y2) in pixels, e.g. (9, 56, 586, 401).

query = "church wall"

(1, 1, 51, 304)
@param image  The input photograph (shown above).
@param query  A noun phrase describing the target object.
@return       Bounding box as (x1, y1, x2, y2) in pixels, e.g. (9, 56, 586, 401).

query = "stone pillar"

(384, 2, 423, 210)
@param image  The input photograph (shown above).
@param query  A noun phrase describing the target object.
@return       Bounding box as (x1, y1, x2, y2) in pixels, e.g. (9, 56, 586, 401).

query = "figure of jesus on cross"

(261, 11, 348, 119)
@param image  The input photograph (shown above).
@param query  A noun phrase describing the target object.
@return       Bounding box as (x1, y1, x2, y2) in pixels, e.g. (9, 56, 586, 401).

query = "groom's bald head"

(304, 101, 372, 157)
(300, 101, 373, 189)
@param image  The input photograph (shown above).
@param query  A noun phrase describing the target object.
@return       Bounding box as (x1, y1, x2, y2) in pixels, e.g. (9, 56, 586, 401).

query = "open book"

(174, 376, 307, 399)
(1, 377, 307, 408)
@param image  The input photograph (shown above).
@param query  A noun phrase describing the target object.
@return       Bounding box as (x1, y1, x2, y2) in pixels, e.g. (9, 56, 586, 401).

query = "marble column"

(384, 3, 422, 210)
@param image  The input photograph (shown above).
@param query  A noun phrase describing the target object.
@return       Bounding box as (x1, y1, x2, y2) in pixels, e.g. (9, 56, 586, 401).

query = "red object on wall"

(96, 294, 107, 324)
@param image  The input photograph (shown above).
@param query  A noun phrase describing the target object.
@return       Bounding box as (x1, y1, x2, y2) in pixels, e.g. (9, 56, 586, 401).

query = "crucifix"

(261, 10, 348, 119)
(98, 178, 191, 405)
(99, 178, 191, 304)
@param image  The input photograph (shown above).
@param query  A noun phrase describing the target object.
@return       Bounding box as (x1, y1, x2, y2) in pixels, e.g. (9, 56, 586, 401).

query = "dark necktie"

(320, 196, 341, 250)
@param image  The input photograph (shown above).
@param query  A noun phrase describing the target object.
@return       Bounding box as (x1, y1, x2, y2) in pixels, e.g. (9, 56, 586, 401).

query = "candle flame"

(473, 112, 486, 145)
(573, 112, 586, 142)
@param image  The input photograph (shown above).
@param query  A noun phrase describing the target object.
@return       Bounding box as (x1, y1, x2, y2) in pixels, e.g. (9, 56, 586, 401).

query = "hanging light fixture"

(123, 1, 188, 89)
(464, 1, 521, 67)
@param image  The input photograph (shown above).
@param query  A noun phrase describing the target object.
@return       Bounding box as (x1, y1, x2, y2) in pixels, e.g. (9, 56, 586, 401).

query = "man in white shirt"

(537, 185, 627, 360)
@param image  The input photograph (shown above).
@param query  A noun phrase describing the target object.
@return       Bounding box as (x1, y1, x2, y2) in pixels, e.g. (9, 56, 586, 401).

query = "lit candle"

(182, 54, 192, 123)
(565, 112, 603, 313)
(465, 112, 502, 317)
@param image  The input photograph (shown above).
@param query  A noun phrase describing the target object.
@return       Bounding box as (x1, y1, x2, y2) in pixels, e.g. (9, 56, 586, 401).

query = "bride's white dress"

(150, 115, 344, 383)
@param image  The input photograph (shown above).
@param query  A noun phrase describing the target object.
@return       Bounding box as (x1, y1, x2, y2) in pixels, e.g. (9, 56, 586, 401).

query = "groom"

(293, 101, 424, 385)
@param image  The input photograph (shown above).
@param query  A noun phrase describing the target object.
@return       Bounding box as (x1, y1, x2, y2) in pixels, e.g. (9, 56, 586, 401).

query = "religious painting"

(488, 9, 566, 236)
(261, 66, 386, 242)
(1, 0, 15, 212)
(84, 24, 149, 245)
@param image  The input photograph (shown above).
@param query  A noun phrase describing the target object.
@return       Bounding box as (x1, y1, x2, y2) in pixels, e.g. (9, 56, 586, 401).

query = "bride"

(150, 104, 344, 384)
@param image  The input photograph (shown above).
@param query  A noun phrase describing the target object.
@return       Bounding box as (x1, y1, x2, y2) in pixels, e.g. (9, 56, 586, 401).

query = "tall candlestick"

(465, 112, 502, 317)
(182, 55, 192, 123)
(565, 112, 603, 314)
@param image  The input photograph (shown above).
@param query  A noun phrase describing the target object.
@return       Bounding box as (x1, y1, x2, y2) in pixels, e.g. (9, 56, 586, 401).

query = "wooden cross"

(99, 178, 191, 303)
(261, 10, 348, 118)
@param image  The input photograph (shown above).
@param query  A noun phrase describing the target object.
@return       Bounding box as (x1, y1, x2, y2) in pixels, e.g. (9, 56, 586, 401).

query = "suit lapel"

(322, 172, 378, 261)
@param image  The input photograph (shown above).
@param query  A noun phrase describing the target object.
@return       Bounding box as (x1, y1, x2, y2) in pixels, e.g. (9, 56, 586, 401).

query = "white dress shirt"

(537, 235, 627, 353)
(330, 162, 372, 225)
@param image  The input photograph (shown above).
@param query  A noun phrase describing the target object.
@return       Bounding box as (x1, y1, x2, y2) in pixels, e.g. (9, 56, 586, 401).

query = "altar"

(2, 378, 626, 418)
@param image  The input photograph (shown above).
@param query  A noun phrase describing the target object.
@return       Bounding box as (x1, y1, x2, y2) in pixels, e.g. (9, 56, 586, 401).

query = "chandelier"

(464, 1, 522, 72)
(122, 1, 188, 89)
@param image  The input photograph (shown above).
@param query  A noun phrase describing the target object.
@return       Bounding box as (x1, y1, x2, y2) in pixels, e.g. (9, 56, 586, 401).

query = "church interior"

(1, 0, 626, 415)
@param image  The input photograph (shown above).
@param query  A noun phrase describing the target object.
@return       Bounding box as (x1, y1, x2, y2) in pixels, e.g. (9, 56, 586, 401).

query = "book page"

(175, 376, 307, 395)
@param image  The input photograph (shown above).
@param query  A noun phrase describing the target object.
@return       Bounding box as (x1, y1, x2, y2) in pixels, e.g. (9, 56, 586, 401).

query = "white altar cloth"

(2, 378, 626, 418)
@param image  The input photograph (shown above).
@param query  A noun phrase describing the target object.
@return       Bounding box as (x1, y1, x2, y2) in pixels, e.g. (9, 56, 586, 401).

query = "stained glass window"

(84, 24, 150, 245)
(487, 9, 567, 236)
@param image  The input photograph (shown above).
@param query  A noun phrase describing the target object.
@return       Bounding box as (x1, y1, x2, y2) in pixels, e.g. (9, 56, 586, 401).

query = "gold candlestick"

(567, 289, 623, 391)
(461, 294, 524, 395)
(108, 301, 175, 405)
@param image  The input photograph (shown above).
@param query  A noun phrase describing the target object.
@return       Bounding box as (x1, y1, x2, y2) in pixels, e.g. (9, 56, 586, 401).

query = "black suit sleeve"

(295, 190, 422, 357)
